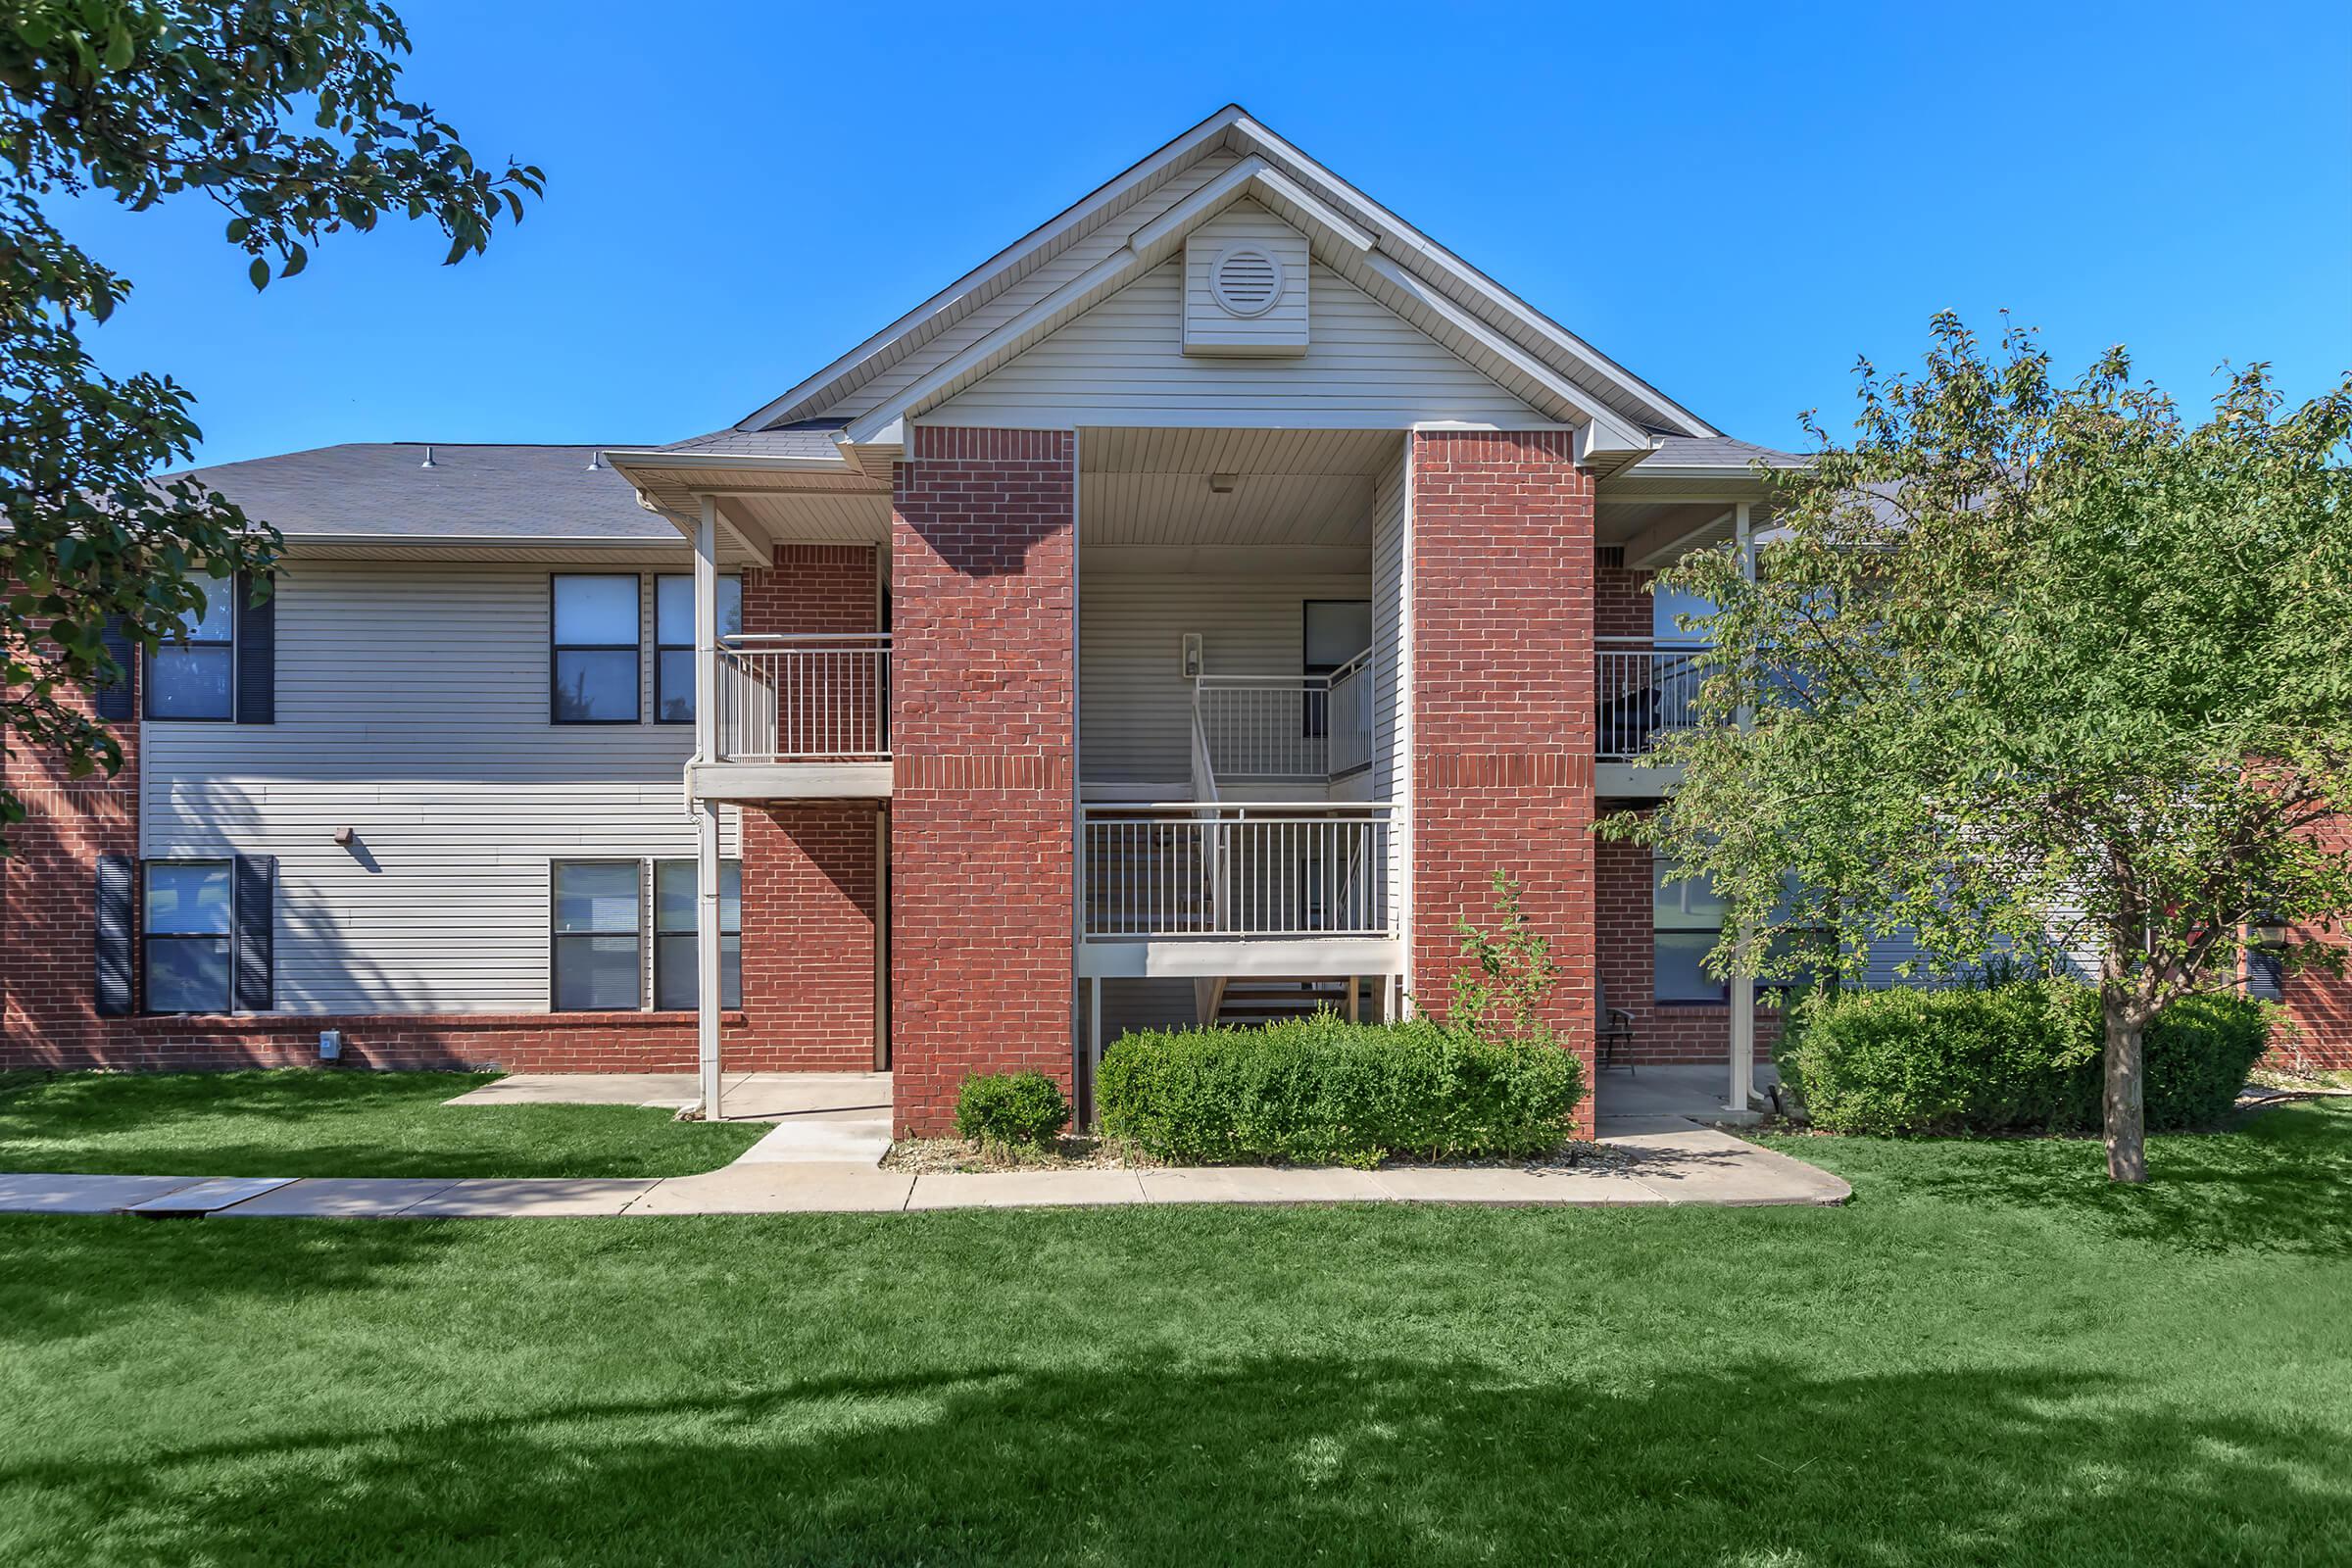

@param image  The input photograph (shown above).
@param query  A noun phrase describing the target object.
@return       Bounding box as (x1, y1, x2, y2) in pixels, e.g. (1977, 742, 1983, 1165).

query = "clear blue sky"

(56, 0, 2352, 466)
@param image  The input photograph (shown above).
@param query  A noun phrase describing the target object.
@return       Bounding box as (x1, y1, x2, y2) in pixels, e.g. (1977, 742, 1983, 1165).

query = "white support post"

(695, 497, 724, 1122)
(1727, 500, 1758, 1112)
(1087, 977, 1103, 1129)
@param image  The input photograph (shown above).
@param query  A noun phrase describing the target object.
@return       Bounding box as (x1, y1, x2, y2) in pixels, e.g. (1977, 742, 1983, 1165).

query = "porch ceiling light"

(1208, 472, 1239, 494)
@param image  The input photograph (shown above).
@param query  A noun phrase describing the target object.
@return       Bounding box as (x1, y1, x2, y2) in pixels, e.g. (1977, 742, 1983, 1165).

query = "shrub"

(1779, 979, 2270, 1137)
(954, 1070, 1071, 1152)
(1097, 1012, 1584, 1168)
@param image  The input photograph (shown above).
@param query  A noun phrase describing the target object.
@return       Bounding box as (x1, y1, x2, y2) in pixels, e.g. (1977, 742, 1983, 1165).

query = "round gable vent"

(1209, 247, 1285, 318)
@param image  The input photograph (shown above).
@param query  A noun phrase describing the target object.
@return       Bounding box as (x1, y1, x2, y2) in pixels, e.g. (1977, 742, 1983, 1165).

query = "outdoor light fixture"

(333, 827, 355, 847)
(1207, 472, 1238, 494)
(1181, 632, 1203, 680)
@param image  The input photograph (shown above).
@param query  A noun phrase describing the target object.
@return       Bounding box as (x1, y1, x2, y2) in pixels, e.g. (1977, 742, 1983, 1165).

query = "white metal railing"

(1081, 802, 1393, 940)
(1595, 637, 1712, 760)
(1195, 652, 1374, 781)
(714, 634, 891, 761)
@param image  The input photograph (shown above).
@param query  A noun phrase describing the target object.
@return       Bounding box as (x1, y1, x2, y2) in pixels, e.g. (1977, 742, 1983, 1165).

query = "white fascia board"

(846, 247, 1143, 446)
(274, 532, 684, 553)
(601, 447, 862, 475)
(1225, 113, 1718, 440)
(1361, 250, 1648, 453)
(740, 106, 1250, 431)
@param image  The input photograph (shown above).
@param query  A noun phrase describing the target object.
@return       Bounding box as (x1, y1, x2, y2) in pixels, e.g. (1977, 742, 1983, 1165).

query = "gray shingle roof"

(658, 421, 848, 461)
(175, 443, 672, 539)
(1642, 436, 1807, 470)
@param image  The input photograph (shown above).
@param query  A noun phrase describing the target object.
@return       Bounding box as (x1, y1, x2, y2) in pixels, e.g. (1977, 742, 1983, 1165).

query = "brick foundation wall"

(1408, 430, 1599, 1136)
(1596, 835, 1782, 1066)
(889, 426, 1076, 1134)
(0, 1010, 750, 1073)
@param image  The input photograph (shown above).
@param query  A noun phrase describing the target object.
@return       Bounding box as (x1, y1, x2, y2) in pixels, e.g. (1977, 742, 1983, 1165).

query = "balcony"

(1077, 801, 1397, 979)
(1595, 637, 1711, 795)
(691, 633, 893, 800)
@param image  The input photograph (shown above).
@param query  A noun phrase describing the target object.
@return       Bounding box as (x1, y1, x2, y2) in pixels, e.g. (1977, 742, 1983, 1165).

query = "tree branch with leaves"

(0, 2, 541, 834)
(1600, 315, 2352, 1182)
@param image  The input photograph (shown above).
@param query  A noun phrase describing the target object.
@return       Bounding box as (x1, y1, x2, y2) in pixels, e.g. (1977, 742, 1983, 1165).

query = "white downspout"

(694, 496, 724, 1122)
(1726, 499, 1757, 1113)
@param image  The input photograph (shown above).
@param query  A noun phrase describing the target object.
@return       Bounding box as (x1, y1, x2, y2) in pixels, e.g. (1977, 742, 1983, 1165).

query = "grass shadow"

(1761, 1100, 2352, 1257)
(0, 1351, 2339, 1564)
(0, 1070, 762, 1179)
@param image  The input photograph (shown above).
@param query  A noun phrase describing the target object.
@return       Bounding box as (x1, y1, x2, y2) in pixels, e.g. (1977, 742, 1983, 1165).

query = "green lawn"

(0, 1103, 2344, 1565)
(0, 1070, 764, 1179)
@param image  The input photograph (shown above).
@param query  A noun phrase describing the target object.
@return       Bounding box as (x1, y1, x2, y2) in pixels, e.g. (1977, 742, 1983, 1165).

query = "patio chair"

(1596, 976, 1636, 1075)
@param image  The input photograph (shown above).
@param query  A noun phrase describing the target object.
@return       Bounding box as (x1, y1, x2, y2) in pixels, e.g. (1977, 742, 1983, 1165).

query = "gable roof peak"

(738, 106, 1715, 445)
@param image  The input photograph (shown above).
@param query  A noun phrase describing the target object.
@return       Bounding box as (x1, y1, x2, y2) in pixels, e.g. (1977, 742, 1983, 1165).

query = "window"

(145, 573, 235, 720)
(551, 575, 642, 722)
(144, 861, 232, 1011)
(1653, 853, 1832, 1004)
(552, 861, 643, 1009)
(654, 859, 742, 1009)
(654, 575, 743, 723)
(1653, 854, 1729, 1003)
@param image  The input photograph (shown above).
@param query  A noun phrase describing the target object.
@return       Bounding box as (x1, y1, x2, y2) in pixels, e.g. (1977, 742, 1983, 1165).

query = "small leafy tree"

(0, 3, 542, 838)
(1602, 315, 2352, 1183)
(1450, 870, 1560, 1051)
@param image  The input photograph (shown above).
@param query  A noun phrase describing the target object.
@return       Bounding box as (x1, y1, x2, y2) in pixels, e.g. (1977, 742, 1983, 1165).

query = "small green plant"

(1450, 870, 1558, 1050)
(954, 1070, 1071, 1152)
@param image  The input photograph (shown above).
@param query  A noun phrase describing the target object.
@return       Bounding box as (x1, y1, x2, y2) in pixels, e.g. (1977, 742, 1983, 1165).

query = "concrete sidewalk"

(0, 1122, 1849, 1218)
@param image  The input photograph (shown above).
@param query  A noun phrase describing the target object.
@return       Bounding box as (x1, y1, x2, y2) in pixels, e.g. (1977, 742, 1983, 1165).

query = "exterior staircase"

(1215, 977, 1354, 1028)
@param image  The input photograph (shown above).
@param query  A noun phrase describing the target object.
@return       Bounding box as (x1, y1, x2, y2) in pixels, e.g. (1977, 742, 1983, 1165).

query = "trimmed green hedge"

(955, 1070, 1071, 1152)
(1098, 1014, 1585, 1168)
(1778, 981, 2270, 1137)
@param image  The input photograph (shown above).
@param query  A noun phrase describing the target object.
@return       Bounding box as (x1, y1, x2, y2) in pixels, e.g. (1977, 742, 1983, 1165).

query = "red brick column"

(1409, 430, 1599, 1135)
(889, 427, 1076, 1133)
(735, 544, 886, 1070)
(3, 625, 138, 1059)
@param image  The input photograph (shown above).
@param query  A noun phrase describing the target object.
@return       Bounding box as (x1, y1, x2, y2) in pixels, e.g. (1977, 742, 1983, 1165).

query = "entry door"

(1302, 600, 1371, 737)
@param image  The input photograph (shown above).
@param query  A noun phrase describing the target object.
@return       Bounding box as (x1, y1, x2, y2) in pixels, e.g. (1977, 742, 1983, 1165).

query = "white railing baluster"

(1078, 803, 1395, 941)
(1594, 637, 1715, 761)
(712, 634, 892, 762)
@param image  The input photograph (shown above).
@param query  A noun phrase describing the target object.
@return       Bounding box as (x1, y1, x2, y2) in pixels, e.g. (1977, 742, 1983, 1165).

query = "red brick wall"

(736, 543, 886, 1070)
(2275, 812, 2352, 1071)
(1408, 430, 1599, 1135)
(3, 616, 140, 1061)
(740, 802, 879, 1070)
(1596, 835, 1782, 1066)
(1595, 561, 1653, 639)
(888, 426, 1076, 1133)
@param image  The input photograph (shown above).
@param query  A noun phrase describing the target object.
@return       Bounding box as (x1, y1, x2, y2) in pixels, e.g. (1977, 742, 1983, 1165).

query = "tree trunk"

(2100, 980, 2149, 1184)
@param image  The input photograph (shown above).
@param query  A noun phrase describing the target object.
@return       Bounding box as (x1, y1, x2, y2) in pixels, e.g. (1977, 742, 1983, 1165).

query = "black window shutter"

(95, 855, 136, 1016)
(95, 613, 135, 722)
(235, 570, 274, 724)
(233, 854, 274, 1011)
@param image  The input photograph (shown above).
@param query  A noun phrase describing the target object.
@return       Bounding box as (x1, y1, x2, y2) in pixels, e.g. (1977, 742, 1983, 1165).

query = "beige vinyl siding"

(820, 152, 1246, 423)
(140, 561, 738, 1014)
(1371, 447, 1409, 945)
(1078, 572, 1373, 785)
(928, 259, 1544, 430)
